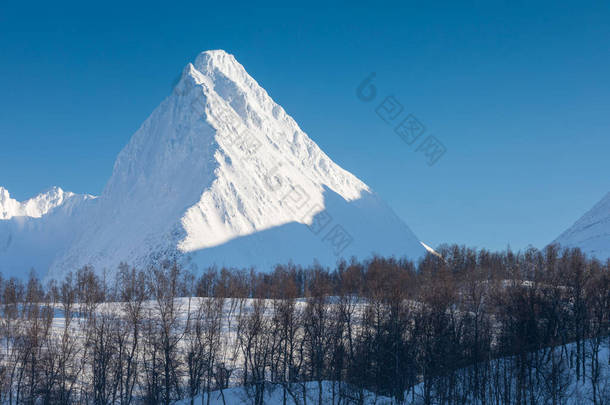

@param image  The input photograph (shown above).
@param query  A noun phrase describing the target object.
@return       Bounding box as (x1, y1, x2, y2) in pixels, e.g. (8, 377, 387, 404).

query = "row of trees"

(0, 244, 607, 404)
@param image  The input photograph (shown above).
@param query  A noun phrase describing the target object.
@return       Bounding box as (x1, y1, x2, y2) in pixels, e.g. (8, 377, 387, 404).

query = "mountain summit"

(2, 50, 426, 278)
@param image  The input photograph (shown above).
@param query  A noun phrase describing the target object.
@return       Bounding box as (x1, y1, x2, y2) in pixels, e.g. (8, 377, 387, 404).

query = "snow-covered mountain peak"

(0, 186, 91, 220)
(553, 191, 610, 260)
(194, 49, 249, 84)
(98, 49, 372, 256)
(0, 187, 15, 217)
(0, 187, 9, 202)
(3, 50, 426, 278)
(190, 50, 290, 122)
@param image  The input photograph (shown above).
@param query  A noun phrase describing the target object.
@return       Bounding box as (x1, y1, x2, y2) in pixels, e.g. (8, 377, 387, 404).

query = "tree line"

(0, 244, 607, 404)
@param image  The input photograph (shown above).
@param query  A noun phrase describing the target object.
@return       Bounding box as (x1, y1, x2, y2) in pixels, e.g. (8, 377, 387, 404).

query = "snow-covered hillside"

(1, 50, 426, 279)
(553, 192, 610, 261)
(0, 187, 95, 276)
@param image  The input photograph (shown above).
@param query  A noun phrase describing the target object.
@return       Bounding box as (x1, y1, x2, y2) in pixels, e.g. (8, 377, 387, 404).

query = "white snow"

(174, 381, 395, 405)
(44, 296, 610, 405)
(553, 192, 610, 261)
(420, 241, 443, 258)
(0, 186, 90, 219)
(1, 50, 426, 279)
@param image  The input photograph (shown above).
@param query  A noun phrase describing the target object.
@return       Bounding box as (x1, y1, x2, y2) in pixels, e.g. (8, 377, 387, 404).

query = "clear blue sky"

(1, 1, 609, 252)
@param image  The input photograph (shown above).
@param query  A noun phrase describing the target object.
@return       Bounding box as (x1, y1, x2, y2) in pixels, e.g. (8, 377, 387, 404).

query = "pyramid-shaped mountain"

(1, 50, 426, 278)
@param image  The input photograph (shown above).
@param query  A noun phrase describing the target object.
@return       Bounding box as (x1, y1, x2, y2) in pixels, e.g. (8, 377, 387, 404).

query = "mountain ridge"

(0, 186, 94, 220)
(553, 191, 610, 261)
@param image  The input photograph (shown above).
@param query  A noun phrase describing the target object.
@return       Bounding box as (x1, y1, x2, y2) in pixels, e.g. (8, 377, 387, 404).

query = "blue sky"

(1, 1, 609, 252)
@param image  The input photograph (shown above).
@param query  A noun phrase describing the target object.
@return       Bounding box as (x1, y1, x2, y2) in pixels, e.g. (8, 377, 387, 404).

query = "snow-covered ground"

(176, 344, 609, 405)
(41, 297, 609, 404)
(175, 381, 396, 405)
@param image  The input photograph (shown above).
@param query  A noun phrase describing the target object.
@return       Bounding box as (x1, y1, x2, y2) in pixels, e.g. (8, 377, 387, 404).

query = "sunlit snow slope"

(553, 192, 610, 261)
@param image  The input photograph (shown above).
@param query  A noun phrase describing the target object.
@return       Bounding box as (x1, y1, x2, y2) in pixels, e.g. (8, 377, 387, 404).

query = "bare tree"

(143, 262, 186, 405)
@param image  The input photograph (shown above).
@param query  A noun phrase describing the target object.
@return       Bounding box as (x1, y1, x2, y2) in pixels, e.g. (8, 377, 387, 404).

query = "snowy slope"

(0, 187, 95, 277)
(553, 192, 610, 261)
(3, 50, 426, 279)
